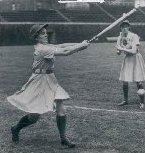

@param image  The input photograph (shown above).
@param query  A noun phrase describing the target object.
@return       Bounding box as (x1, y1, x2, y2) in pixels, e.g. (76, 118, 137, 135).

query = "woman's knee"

(27, 113, 40, 123)
(55, 100, 66, 116)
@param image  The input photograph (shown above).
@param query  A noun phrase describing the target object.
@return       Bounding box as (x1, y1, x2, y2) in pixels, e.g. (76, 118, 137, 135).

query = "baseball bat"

(88, 8, 137, 43)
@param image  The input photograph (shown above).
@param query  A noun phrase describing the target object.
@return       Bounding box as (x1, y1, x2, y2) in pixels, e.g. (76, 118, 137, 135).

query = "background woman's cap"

(120, 20, 130, 28)
(30, 24, 48, 38)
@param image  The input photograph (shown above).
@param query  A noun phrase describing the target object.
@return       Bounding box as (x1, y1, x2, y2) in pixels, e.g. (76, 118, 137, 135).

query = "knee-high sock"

(139, 95, 144, 104)
(15, 114, 39, 132)
(56, 115, 66, 140)
(123, 83, 128, 102)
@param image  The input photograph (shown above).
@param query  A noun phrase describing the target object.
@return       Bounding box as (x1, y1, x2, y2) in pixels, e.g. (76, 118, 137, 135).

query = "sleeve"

(133, 34, 140, 46)
(43, 51, 54, 59)
(42, 45, 57, 59)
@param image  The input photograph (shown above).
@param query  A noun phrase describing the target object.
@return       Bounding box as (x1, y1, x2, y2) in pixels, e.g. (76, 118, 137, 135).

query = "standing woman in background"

(116, 20, 145, 109)
(7, 24, 89, 148)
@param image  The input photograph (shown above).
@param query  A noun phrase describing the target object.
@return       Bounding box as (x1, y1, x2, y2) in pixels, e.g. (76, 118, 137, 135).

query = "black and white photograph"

(0, 0, 145, 153)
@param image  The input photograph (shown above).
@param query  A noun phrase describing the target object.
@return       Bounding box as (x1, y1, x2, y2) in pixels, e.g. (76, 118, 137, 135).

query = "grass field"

(0, 43, 145, 153)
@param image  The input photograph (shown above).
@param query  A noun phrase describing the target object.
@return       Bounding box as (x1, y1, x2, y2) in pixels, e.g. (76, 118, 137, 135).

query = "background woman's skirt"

(119, 53, 145, 82)
(7, 73, 70, 114)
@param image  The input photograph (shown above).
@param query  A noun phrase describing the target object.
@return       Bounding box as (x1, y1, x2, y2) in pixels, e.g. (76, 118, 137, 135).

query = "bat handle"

(88, 36, 98, 43)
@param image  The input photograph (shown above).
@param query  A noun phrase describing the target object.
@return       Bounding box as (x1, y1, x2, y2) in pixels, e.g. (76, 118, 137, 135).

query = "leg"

(55, 100, 75, 148)
(137, 82, 144, 109)
(11, 113, 40, 143)
(118, 81, 129, 106)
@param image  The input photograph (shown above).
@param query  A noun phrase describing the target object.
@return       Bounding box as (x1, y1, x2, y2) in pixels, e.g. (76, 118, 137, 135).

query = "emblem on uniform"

(120, 37, 132, 49)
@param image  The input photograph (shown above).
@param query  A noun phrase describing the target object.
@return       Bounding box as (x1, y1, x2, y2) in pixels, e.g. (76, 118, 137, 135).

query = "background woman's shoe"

(139, 103, 144, 109)
(11, 126, 19, 143)
(118, 101, 128, 106)
(61, 139, 76, 148)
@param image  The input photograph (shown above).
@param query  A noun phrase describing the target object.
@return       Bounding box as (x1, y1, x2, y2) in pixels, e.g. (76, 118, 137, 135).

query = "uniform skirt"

(7, 73, 70, 114)
(119, 53, 145, 82)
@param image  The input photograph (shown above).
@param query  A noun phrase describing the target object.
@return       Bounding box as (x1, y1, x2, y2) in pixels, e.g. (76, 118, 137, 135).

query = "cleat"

(118, 101, 128, 106)
(11, 126, 19, 143)
(61, 139, 76, 148)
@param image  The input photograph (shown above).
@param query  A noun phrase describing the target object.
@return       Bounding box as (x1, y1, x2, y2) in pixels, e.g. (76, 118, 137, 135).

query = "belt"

(32, 69, 53, 74)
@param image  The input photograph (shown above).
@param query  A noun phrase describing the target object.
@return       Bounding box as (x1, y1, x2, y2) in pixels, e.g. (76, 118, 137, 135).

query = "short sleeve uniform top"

(32, 43, 57, 72)
(117, 32, 140, 53)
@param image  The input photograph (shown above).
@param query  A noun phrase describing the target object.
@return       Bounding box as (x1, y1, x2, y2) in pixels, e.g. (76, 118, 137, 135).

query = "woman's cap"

(120, 20, 130, 28)
(30, 24, 48, 38)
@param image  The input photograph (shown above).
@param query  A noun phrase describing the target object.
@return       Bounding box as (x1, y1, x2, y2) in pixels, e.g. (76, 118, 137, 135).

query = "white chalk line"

(2, 100, 145, 114)
(65, 105, 145, 114)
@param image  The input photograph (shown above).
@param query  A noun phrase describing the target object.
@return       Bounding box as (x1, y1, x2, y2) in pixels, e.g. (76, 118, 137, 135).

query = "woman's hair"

(33, 28, 45, 42)
(120, 24, 130, 32)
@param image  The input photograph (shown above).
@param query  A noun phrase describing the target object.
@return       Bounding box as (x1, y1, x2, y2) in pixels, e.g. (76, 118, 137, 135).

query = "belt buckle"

(41, 69, 46, 74)
(34, 69, 51, 74)
(35, 69, 41, 73)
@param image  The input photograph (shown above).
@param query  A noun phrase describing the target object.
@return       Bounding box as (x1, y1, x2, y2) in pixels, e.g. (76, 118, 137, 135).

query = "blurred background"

(0, 0, 144, 45)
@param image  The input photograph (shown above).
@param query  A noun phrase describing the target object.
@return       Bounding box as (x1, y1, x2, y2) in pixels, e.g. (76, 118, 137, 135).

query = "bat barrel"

(88, 8, 137, 43)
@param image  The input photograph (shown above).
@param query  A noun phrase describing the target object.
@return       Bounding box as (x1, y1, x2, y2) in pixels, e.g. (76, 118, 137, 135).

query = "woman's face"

(121, 24, 130, 36)
(36, 28, 48, 44)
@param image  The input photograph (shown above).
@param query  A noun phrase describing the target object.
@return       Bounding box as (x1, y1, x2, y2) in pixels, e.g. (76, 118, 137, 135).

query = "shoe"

(61, 139, 76, 148)
(11, 126, 19, 143)
(118, 101, 128, 106)
(140, 103, 144, 109)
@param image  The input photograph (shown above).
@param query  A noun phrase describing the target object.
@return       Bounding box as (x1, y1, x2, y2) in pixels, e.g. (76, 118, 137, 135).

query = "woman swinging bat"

(7, 24, 89, 148)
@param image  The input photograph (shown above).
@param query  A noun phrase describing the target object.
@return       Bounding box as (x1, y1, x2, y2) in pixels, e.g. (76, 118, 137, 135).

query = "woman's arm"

(117, 44, 138, 55)
(57, 43, 79, 48)
(116, 36, 122, 55)
(54, 41, 89, 56)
